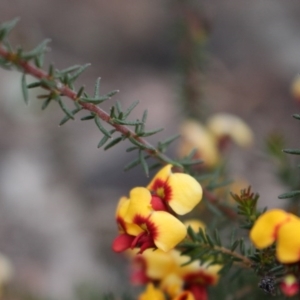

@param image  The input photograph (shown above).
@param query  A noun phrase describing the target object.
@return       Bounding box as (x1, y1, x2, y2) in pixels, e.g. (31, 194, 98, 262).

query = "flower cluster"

(132, 231, 221, 300)
(178, 114, 253, 168)
(112, 165, 203, 253)
(250, 209, 300, 263)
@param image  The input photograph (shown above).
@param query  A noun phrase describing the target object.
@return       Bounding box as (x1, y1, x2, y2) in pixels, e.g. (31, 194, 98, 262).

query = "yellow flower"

(147, 164, 203, 215)
(250, 209, 298, 249)
(139, 283, 166, 300)
(113, 187, 187, 253)
(178, 120, 220, 168)
(207, 113, 253, 148)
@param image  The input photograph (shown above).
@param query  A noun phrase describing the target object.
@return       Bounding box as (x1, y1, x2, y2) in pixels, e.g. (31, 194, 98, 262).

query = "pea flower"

(250, 209, 300, 263)
(280, 274, 299, 297)
(147, 164, 203, 215)
(113, 187, 187, 253)
(130, 247, 220, 300)
(249, 209, 297, 249)
(206, 113, 253, 148)
(178, 120, 220, 168)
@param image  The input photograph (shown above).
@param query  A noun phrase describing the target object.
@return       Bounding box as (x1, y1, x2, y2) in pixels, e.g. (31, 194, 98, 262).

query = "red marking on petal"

(151, 179, 173, 203)
(112, 234, 135, 252)
(116, 216, 126, 232)
(184, 271, 217, 286)
(273, 215, 293, 240)
(145, 218, 159, 241)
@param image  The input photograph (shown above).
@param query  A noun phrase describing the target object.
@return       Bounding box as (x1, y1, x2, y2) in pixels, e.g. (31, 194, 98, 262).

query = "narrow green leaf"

(21, 73, 29, 105)
(283, 148, 300, 155)
(106, 90, 119, 98)
(69, 63, 91, 82)
(0, 18, 19, 41)
(41, 96, 52, 110)
(113, 119, 140, 126)
(124, 157, 141, 171)
(187, 226, 197, 242)
(76, 86, 85, 98)
(115, 101, 122, 115)
(126, 146, 139, 152)
(22, 39, 51, 60)
(59, 65, 81, 75)
(139, 128, 164, 137)
(27, 82, 41, 89)
(40, 78, 56, 89)
(57, 98, 74, 120)
(59, 107, 81, 126)
(239, 239, 245, 255)
(213, 229, 222, 246)
(278, 190, 300, 199)
(128, 136, 154, 150)
(123, 101, 139, 118)
(81, 115, 94, 121)
(94, 77, 101, 98)
(230, 240, 239, 252)
(142, 110, 148, 123)
(205, 233, 215, 248)
(292, 114, 300, 120)
(95, 116, 111, 137)
(97, 135, 110, 148)
(104, 137, 123, 150)
(139, 150, 149, 177)
(161, 134, 180, 147)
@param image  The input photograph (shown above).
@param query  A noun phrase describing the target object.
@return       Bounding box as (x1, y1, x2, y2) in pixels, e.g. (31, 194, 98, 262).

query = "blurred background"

(0, 0, 300, 299)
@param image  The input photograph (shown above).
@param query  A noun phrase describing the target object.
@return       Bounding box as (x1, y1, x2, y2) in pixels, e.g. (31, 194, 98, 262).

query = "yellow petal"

(250, 209, 296, 249)
(125, 187, 152, 223)
(167, 173, 202, 215)
(147, 164, 172, 192)
(160, 273, 183, 298)
(141, 249, 175, 280)
(277, 219, 300, 263)
(207, 113, 253, 147)
(139, 283, 166, 300)
(116, 196, 129, 219)
(149, 211, 187, 252)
